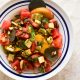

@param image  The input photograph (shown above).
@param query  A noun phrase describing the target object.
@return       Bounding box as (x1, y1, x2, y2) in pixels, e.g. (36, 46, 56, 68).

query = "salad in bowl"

(0, 6, 62, 73)
(0, 0, 73, 80)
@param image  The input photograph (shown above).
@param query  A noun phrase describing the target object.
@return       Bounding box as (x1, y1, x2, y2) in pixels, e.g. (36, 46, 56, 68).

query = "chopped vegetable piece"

(5, 45, 14, 52)
(12, 21, 20, 27)
(50, 18, 56, 23)
(45, 63, 51, 72)
(37, 41, 43, 46)
(48, 23, 54, 29)
(25, 49, 32, 56)
(47, 36, 53, 44)
(35, 34, 44, 42)
(0, 33, 10, 46)
(38, 65, 45, 73)
(38, 28, 47, 35)
(15, 47, 21, 52)
(31, 42, 36, 52)
(31, 53, 40, 59)
(20, 9, 31, 20)
(44, 23, 49, 29)
(2, 20, 11, 30)
(35, 20, 41, 24)
(19, 33, 29, 39)
(58, 49, 62, 57)
(38, 56, 45, 64)
(20, 60, 24, 69)
(31, 13, 43, 21)
(27, 26, 32, 33)
(36, 46, 41, 51)
(51, 28, 59, 39)
(52, 34, 62, 48)
(41, 39, 50, 54)
(8, 54, 14, 62)
(42, 18, 49, 23)
(30, 26, 35, 41)
(30, 19, 39, 28)
(25, 39, 32, 48)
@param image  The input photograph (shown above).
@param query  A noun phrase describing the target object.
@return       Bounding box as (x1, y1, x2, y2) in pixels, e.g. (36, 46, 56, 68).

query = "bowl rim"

(0, 0, 73, 80)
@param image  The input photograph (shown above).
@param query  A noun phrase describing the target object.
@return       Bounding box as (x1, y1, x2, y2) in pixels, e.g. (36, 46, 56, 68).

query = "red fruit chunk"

(2, 20, 11, 30)
(51, 28, 59, 39)
(20, 9, 31, 20)
(52, 34, 62, 48)
(31, 42, 36, 52)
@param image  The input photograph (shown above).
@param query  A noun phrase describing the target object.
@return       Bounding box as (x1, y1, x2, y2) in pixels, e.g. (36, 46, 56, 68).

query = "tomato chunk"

(19, 33, 29, 39)
(20, 9, 31, 20)
(0, 33, 9, 46)
(2, 20, 11, 30)
(50, 19, 56, 23)
(51, 28, 60, 39)
(30, 19, 39, 28)
(58, 49, 62, 57)
(45, 59, 51, 72)
(31, 42, 36, 52)
(16, 30, 23, 36)
(44, 23, 48, 29)
(33, 61, 40, 68)
(52, 34, 62, 48)
(31, 53, 40, 59)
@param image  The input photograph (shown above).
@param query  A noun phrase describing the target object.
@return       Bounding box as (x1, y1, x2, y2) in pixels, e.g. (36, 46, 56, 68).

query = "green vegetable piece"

(25, 39, 32, 48)
(44, 47, 58, 62)
(25, 49, 32, 56)
(38, 66, 45, 73)
(8, 54, 14, 62)
(27, 26, 32, 33)
(38, 28, 47, 35)
(37, 41, 43, 46)
(32, 13, 43, 21)
(46, 29, 52, 35)
(36, 46, 41, 51)
(42, 18, 49, 23)
(30, 26, 35, 41)
(47, 36, 53, 44)
(5, 45, 15, 52)
(17, 40, 27, 49)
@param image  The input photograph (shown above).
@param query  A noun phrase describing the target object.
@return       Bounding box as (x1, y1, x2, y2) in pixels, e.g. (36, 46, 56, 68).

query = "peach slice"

(31, 7, 54, 19)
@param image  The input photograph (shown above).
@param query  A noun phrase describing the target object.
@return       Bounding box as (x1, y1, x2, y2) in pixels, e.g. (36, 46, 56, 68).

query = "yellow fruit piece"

(41, 39, 50, 54)
(35, 34, 44, 42)
(15, 47, 21, 52)
(31, 7, 54, 19)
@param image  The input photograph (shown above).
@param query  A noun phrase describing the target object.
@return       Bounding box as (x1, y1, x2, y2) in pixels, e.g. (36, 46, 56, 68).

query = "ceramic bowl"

(0, 0, 73, 80)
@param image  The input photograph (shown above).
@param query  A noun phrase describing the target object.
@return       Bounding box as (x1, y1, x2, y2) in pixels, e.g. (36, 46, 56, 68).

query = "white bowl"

(0, 0, 73, 80)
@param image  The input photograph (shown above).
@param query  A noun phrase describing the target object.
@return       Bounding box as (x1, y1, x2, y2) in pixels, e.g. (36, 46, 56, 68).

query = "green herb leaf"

(44, 47, 58, 62)
(42, 18, 49, 23)
(9, 29, 16, 42)
(38, 65, 45, 73)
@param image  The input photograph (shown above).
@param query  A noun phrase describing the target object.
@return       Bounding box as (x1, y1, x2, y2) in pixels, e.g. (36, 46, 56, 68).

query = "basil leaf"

(9, 29, 16, 42)
(44, 47, 58, 62)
